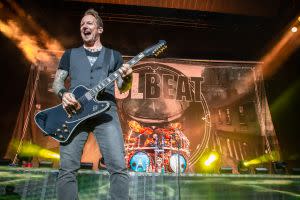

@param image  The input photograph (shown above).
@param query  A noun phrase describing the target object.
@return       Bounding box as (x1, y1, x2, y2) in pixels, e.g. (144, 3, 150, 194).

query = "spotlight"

(38, 161, 53, 168)
(204, 152, 219, 167)
(0, 158, 11, 166)
(255, 167, 269, 174)
(237, 161, 250, 174)
(198, 151, 220, 173)
(80, 162, 93, 170)
(291, 27, 298, 33)
(219, 166, 233, 174)
(272, 161, 287, 174)
(17, 142, 59, 160)
(194, 150, 221, 173)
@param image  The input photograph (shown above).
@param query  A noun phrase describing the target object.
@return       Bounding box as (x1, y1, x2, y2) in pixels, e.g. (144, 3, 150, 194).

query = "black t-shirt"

(58, 49, 102, 71)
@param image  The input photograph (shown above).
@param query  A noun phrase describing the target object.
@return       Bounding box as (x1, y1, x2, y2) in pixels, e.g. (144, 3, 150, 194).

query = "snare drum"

(129, 151, 151, 172)
(169, 154, 187, 173)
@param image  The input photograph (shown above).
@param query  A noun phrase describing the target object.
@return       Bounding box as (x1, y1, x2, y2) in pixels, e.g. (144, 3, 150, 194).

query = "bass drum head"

(129, 151, 150, 172)
(169, 154, 187, 173)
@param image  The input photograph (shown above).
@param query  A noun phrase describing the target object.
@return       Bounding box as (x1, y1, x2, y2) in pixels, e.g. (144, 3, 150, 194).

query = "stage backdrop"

(5, 50, 279, 172)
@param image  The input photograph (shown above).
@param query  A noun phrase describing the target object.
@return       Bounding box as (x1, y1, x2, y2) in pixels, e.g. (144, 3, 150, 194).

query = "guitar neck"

(88, 52, 146, 97)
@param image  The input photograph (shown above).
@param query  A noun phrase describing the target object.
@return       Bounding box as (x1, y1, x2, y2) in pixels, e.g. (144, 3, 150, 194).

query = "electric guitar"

(34, 40, 167, 143)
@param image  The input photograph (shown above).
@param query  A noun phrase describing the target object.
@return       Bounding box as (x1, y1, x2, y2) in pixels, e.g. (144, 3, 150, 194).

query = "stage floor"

(0, 167, 300, 200)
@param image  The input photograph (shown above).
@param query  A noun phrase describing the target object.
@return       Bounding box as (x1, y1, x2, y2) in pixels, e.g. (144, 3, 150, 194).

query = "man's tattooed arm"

(52, 69, 68, 99)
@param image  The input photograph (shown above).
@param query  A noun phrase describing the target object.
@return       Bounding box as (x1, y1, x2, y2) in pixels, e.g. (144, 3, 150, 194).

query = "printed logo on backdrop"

(115, 62, 211, 171)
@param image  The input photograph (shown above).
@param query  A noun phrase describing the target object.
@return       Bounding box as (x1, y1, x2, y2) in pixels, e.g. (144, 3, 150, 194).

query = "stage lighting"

(272, 161, 287, 174)
(204, 152, 219, 167)
(38, 161, 53, 168)
(194, 150, 220, 173)
(239, 151, 280, 173)
(197, 151, 220, 173)
(0, 158, 11, 166)
(17, 142, 60, 160)
(80, 162, 93, 170)
(255, 167, 269, 174)
(219, 166, 233, 174)
(237, 161, 250, 174)
(291, 27, 298, 33)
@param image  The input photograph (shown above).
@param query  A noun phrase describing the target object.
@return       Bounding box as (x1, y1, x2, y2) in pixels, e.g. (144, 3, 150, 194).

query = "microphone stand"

(175, 129, 181, 200)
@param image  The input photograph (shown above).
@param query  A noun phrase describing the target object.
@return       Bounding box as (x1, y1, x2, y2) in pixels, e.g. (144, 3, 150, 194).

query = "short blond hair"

(84, 9, 103, 28)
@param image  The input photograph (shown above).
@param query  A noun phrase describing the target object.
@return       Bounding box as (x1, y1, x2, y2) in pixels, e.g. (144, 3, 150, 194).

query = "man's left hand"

(119, 64, 132, 78)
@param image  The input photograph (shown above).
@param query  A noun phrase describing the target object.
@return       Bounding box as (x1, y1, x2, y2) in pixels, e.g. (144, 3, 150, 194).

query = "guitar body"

(34, 85, 110, 143)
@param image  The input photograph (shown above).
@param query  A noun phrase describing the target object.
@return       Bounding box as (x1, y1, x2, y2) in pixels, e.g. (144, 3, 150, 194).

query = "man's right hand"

(62, 92, 81, 115)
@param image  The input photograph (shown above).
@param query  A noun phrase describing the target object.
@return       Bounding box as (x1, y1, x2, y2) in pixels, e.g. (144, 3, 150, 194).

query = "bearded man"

(52, 8, 131, 200)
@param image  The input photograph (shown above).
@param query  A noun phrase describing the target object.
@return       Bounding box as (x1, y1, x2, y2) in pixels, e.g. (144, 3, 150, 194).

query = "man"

(52, 9, 131, 200)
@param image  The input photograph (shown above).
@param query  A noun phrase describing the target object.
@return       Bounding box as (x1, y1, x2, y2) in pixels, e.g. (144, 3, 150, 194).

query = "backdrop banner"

(6, 51, 279, 172)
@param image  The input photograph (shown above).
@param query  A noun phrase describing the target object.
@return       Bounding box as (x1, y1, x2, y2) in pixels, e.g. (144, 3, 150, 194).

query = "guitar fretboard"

(86, 52, 145, 98)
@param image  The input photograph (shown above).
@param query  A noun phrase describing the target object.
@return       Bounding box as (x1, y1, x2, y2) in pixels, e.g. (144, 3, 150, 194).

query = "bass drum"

(129, 151, 151, 172)
(169, 154, 187, 173)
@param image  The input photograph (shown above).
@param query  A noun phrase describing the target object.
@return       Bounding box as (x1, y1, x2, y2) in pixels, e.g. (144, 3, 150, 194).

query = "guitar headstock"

(143, 40, 167, 57)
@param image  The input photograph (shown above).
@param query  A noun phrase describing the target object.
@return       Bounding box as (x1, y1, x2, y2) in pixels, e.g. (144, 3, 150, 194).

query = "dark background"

(1, 0, 300, 166)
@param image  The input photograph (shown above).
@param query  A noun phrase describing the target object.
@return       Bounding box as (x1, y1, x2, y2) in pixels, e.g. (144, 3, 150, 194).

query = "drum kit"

(125, 121, 190, 173)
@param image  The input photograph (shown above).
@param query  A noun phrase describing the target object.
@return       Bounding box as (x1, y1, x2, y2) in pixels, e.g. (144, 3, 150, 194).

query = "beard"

(81, 32, 99, 45)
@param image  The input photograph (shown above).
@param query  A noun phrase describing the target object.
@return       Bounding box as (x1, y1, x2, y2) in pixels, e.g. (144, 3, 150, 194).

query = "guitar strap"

(97, 48, 114, 95)
(98, 47, 113, 85)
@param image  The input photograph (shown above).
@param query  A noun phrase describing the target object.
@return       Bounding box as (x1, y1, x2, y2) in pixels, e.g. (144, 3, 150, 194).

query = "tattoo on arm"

(52, 69, 68, 96)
